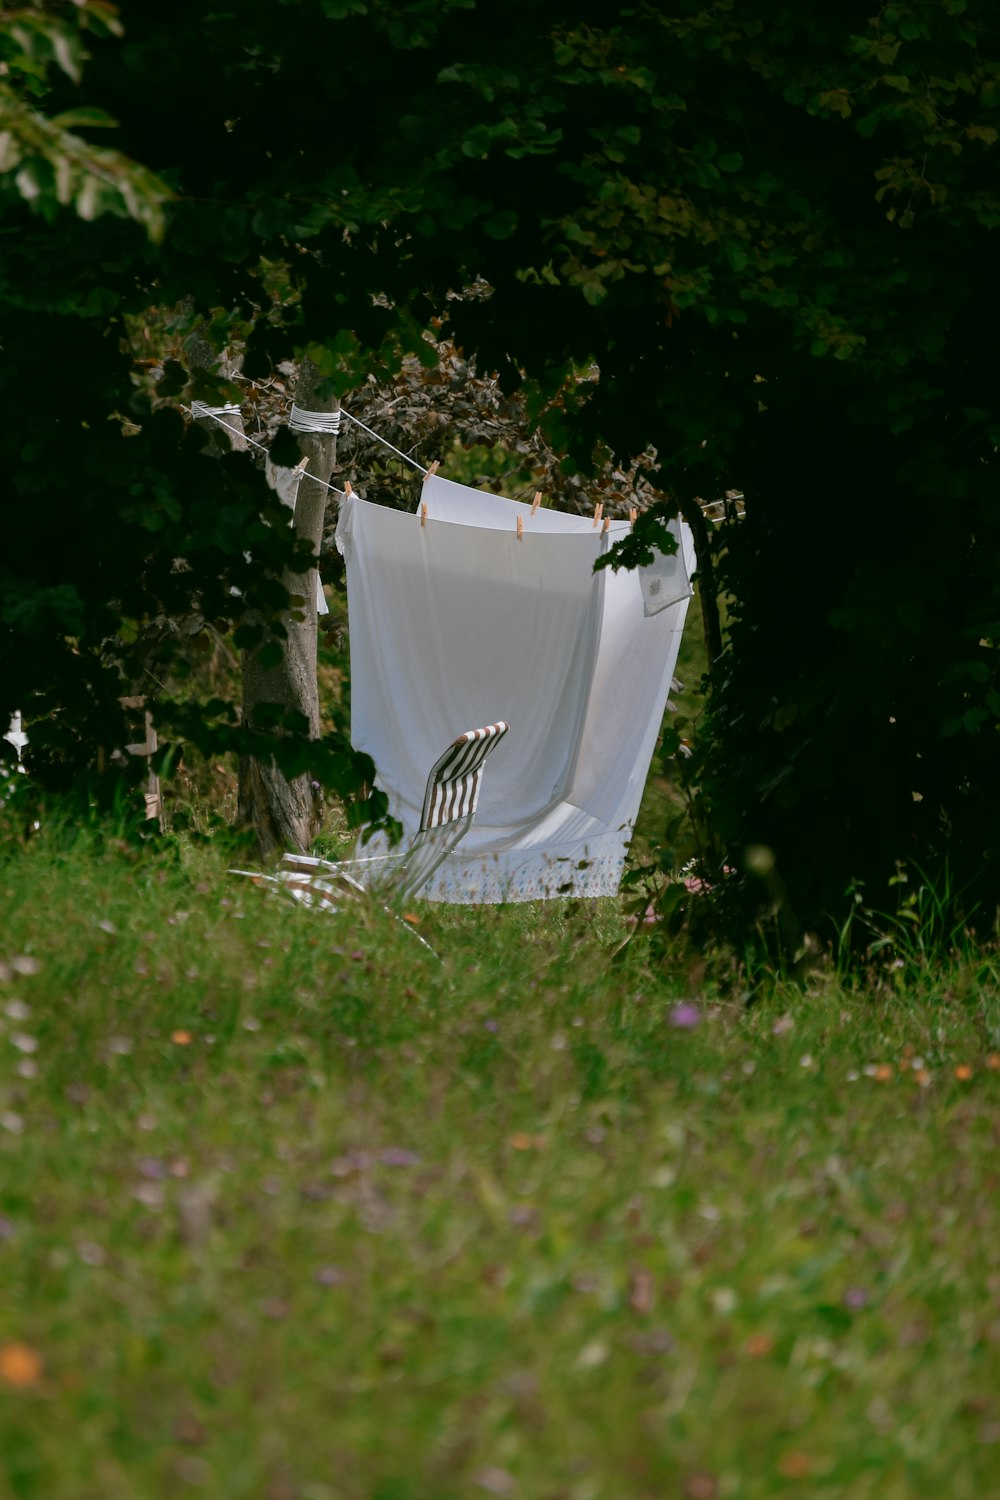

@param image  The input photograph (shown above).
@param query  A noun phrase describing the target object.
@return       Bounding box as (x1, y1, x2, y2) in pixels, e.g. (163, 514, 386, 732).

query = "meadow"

(2, 593, 999, 1499)
(0, 801, 998, 1500)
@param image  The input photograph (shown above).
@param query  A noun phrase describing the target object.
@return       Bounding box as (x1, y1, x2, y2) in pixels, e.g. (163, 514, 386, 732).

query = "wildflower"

(668, 1002, 701, 1029)
(777, 1451, 813, 1479)
(745, 1332, 774, 1357)
(379, 1148, 421, 1167)
(0, 1343, 42, 1387)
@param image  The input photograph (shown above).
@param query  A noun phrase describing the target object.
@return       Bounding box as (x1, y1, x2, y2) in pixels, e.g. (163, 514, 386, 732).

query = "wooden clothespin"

(629, 507, 638, 524)
(423, 460, 440, 483)
(420, 502, 428, 528)
(531, 491, 542, 516)
(516, 515, 524, 542)
(343, 479, 353, 497)
(603, 516, 611, 533)
(592, 502, 603, 528)
(293, 455, 310, 475)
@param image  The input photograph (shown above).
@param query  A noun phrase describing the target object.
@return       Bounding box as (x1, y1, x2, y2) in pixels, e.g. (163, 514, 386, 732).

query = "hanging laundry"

(336, 476, 696, 902)
(265, 457, 328, 615)
(4, 712, 28, 761)
(637, 536, 692, 617)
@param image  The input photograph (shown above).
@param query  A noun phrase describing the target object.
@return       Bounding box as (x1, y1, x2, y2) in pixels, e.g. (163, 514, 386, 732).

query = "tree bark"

(238, 360, 338, 856)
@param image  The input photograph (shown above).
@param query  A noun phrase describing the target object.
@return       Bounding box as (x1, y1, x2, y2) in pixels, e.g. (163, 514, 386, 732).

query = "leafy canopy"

(3, 0, 1000, 934)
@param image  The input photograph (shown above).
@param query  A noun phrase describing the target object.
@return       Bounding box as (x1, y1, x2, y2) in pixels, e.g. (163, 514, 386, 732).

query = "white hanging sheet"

(336, 494, 608, 827)
(423, 473, 693, 614)
(336, 477, 695, 902)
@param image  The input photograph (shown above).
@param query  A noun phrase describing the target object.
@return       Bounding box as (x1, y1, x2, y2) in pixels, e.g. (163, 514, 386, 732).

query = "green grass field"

(1, 820, 999, 1500)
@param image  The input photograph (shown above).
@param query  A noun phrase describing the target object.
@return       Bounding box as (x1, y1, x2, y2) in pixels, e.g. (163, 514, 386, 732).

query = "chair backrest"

(420, 721, 509, 832)
(369, 721, 509, 903)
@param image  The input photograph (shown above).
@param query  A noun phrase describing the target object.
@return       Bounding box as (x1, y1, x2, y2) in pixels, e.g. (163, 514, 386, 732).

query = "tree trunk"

(677, 494, 723, 670)
(238, 360, 338, 856)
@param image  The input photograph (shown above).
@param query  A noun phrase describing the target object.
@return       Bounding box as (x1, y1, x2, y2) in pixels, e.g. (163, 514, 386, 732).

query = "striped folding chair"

(232, 722, 509, 912)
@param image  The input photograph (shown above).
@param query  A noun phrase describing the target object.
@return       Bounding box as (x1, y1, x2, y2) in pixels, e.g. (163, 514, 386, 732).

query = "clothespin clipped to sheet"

(423, 460, 440, 483)
(603, 516, 611, 533)
(592, 502, 603, 528)
(629, 507, 638, 525)
(516, 516, 524, 542)
(343, 479, 353, 497)
(293, 455, 310, 475)
(420, 502, 428, 528)
(531, 491, 542, 516)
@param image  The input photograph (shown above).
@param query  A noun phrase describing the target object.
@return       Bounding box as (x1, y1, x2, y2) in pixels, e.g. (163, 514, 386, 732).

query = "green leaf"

(814, 1302, 853, 1334)
(320, 0, 369, 17)
(157, 360, 187, 399)
(233, 623, 264, 651)
(50, 107, 118, 129)
(269, 426, 301, 468)
(483, 209, 518, 239)
(257, 640, 284, 670)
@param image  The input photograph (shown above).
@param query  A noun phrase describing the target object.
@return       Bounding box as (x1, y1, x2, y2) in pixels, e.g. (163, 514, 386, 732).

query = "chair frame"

(231, 721, 509, 913)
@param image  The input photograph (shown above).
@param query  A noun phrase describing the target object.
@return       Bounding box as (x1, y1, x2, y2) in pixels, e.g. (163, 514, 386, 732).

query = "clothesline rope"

(188, 402, 432, 504)
(289, 403, 342, 435)
(339, 409, 428, 475)
(190, 400, 242, 419)
(191, 390, 426, 479)
(190, 398, 740, 522)
(229, 372, 428, 474)
(184, 406, 347, 499)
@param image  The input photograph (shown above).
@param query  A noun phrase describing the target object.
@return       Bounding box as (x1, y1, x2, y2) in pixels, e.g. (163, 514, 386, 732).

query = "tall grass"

(0, 820, 998, 1498)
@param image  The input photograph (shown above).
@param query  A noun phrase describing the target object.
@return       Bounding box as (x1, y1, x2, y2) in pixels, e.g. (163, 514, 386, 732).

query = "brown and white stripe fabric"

(420, 722, 508, 832)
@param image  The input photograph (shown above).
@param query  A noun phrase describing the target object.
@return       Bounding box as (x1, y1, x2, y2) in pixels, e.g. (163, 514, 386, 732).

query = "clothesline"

(189, 397, 428, 486)
(339, 409, 428, 475)
(189, 400, 743, 527)
(186, 405, 347, 499)
(228, 373, 430, 475)
(337, 480, 696, 903)
(190, 404, 625, 526)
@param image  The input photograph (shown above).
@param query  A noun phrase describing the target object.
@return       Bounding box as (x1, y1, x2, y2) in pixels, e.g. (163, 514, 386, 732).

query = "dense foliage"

(3, 1, 1000, 938)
